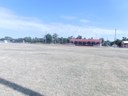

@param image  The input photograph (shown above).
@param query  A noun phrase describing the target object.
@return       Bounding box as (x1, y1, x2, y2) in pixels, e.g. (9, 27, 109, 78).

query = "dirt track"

(0, 44, 128, 96)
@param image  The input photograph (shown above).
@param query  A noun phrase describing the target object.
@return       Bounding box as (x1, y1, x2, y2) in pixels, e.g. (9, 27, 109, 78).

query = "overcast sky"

(0, 0, 128, 40)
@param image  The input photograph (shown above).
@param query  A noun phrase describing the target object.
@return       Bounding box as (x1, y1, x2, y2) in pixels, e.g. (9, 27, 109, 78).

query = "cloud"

(0, 7, 126, 39)
(80, 19, 90, 23)
(61, 16, 77, 20)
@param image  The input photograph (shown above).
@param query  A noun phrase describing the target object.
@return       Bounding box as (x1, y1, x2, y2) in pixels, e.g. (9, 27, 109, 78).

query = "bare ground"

(0, 44, 128, 96)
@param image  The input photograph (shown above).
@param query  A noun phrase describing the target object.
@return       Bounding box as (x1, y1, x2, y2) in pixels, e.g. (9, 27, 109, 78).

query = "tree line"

(0, 33, 128, 47)
(101, 37, 128, 47)
(0, 33, 71, 44)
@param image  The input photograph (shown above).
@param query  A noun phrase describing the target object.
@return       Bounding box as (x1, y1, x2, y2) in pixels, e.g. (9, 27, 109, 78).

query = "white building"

(122, 41, 128, 48)
(4, 40, 8, 43)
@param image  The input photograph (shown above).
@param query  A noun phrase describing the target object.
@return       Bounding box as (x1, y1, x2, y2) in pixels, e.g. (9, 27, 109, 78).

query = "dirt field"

(0, 44, 128, 96)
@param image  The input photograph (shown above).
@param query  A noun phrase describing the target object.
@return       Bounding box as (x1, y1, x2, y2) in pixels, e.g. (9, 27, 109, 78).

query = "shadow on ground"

(0, 78, 43, 96)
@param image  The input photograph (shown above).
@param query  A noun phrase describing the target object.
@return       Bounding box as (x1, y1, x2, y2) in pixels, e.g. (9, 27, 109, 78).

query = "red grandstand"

(70, 38, 102, 46)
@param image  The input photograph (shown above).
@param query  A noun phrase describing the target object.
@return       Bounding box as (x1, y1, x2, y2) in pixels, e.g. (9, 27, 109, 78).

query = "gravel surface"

(0, 44, 128, 96)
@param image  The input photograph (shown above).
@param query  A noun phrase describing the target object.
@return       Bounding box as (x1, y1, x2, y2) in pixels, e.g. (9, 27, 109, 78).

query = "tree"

(115, 39, 122, 47)
(14, 38, 24, 43)
(57, 37, 68, 44)
(76, 35, 82, 39)
(4, 36, 13, 42)
(58, 37, 63, 44)
(52, 33, 58, 44)
(122, 37, 127, 41)
(63, 38, 68, 44)
(102, 40, 111, 46)
(106, 40, 111, 46)
(45, 34, 52, 44)
(24, 37, 32, 43)
(67, 36, 73, 43)
(100, 38, 104, 46)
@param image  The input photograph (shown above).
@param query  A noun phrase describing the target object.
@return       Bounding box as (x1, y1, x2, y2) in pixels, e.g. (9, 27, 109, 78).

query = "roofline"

(70, 39, 102, 42)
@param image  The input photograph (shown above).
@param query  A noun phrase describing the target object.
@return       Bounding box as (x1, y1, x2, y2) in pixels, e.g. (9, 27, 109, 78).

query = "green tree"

(62, 38, 68, 44)
(76, 35, 82, 39)
(52, 33, 58, 44)
(100, 38, 104, 46)
(45, 34, 52, 44)
(4, 36, 13, 42)
(58, 37, 67, 44)
(15, 38, 24, 43)
(115, 39, 122, 47)
(67, 36, 73, 43)
(122, 37, 127, 41)
(24, 37, 32, 43)
(59, 37, 63, 44)
(102, 40, 111, 46)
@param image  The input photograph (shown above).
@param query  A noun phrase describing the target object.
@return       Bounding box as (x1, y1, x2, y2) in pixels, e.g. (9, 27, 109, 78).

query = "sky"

(0, 0, 128, 40)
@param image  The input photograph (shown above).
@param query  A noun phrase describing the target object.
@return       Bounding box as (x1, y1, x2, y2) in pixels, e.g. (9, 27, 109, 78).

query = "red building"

(70, 38, 102, 46)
